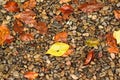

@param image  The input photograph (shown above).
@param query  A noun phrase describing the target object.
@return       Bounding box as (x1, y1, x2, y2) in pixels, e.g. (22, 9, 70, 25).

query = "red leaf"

(34, 22, 48, 34)
(84, 49, 94, 65)
(78, 1, 104, 13)
(106, 32, 119, 54)
(113, 10, 120, 20)
(24, 71, 38, 80)
(22, 0, 36, 10)
(59, 5, 74, 19)
(54, 31, 68, 42)
(20, 33, 34, 42)
(5, 35, 14, 44)
(14, 9, 37, 26)
(13, 20, 24, 34)
(4, 1, 19, 12)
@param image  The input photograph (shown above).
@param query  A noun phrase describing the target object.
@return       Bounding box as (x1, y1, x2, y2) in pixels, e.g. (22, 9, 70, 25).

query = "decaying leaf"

(59, 0, 71, 4)
(113, 30, 120, 44)
(13, 20, 24, 34)
(54, 31, 68, 42)
(46, 42, 70, 56)
(113, 10, 120, 20)
(34, 22, 48, 34)
(24, 71, 38, 80)
(14, 9, 36, 26)
(106, 32, 119, 54)
(85, 38, 99, 47)
(22, 0, 36, 10)
(20, 33, 34, 42)
(4, 1, 19, 12)
(0, 25, 10, 45)
(78, 1, 104, 13)
(59, 5, 74, 19)
(84, 49, 94, 65)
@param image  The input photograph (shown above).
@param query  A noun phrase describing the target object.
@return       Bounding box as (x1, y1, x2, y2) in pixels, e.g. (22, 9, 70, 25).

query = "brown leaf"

(78, 1, 104, 13)
(13, 20, 24, 34)
(0, 25, 10, 45)
(54, 31, 68, 42)
(84, 49, 94, 65)
(5, 35, 14, 44)
(24, 71, 38, 80)
(54, 15, 63, 22)
(59, 5, 74, 20)
(34, 22, 48, 34)
(4, 1, 19, 12)
(22, 0, 36, 10)
(113, 10, 120, 20)
(106, 32, 119, 54)
(14, 9, 37, 26)
(20, 33, 34, 42)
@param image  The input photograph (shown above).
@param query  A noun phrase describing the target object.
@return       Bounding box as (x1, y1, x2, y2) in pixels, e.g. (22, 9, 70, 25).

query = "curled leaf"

(46, 42, 70, 56)
(54, 31, 68, 42)
(20, 33, 34, 42)
(4, 1, 19, 12)
(24, 71, 38, 80)
(85, 38, 99, 47)
(84, 49, 94, 65)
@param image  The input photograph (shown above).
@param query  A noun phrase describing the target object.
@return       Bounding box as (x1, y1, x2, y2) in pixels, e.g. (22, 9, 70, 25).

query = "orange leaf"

(4, 1, 19, 12)
(13, 20, 24, 34)
(84, 49, 94, 65)
(22, 0, 36, 10)
(54, 15, 63, 22)
(113, 10, 120, 20)
(78, 1, 104, 13)
(14, 9, 37, 26)
(0, 25, 10, 45)
(20, 33, 34, 42)
(54, 31, 68, 42)
(34, 22, 48, 34)
(24, 71, 38, 80)
(59, 5, 74, 20)
(62, 48, 74, 57)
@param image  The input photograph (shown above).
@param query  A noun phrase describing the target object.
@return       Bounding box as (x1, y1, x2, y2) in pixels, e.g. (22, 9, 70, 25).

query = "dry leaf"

(14, 9, 37, 26)
(54, 15, 63, 22)
(59, 5, 74, 20)
(54, 31, 68, 42)
(13, 20, 24, 34)
(34, 22, 48, 34)
(84, 49, 94, 65)
(62, 48, 74, 57)
(4, 1, 19, 12)
(59, 0, 71, 4)
(22, 0, 36, 10)
(24, 71, 38, 80)
(113, 10, 120, 20)
(20, 33, 34, 42)
(5, 35, 14, 44)
(113, 30, 120, 44)
(0, 25, 10, 45)
(78, 1, 104, 13)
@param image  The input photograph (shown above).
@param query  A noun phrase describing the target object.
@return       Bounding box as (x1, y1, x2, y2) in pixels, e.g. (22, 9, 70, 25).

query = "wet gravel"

(0, 0, 120, 80)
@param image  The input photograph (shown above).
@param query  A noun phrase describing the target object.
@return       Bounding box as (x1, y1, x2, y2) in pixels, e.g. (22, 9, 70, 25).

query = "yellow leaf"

(113, 30, 120, 44)
(46, 42, 70, 56)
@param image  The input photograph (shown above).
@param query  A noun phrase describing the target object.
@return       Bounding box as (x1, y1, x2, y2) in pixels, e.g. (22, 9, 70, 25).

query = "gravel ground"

(0, 0, 120, 80)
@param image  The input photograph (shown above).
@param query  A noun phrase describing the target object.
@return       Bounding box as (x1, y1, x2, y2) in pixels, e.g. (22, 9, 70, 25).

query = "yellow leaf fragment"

(85, 38, 99, 47)
(46, 42, 70, 56)
(113, 30, 120, 44)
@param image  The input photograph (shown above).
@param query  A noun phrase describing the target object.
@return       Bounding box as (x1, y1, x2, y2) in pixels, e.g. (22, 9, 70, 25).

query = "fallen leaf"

(46, 42, 70, 56)
(24, 71, 38, 80)
(20, 33, 34, 42)
(4, 1, 19, 12)
(13, 20, 24, 34)
(84, 49, 94, 65)
(106, 32, 119, 54)
(14, 9, 37, 26)
(0, 25, 10, 45)
(113, 30, 120, 44)
(113, 10, 120, 20)
(34, 22, 48, 34)
(78, 1, 104, 13)
(5, 35, 14, 44)
(59, 5, 74, 19)
(54, 15, 63, 22)
(22, 0, 36, 10)
(62, 48, 74, 57)
(54, 31, 68, 42)
(110, 53, 115, 59)
(59, 0, 71, 4)
(85, 38, 99, 47)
